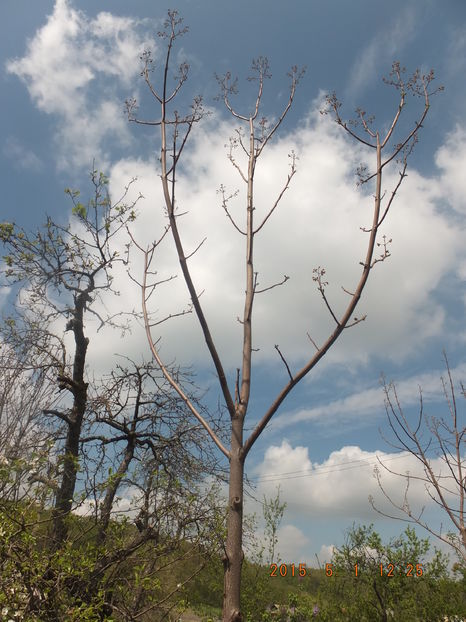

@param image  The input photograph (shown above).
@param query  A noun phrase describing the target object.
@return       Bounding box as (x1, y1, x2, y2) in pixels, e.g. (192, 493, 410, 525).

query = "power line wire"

(246, 450, 413, 484)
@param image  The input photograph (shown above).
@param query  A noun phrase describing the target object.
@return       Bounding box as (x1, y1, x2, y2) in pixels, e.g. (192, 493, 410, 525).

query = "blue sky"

(1, 0, 465, 567)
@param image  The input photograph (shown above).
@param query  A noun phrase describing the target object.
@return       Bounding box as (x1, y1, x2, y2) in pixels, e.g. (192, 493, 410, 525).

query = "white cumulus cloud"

(253, 441, 460, 524)
(6, 3, 466, 380)
(434, 124, 466, 215)
(88, 108, 466, 376)
(6, 0, 154, 170)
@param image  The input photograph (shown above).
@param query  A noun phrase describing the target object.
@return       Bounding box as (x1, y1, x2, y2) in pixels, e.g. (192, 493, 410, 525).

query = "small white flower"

(2, 607, 9, 616)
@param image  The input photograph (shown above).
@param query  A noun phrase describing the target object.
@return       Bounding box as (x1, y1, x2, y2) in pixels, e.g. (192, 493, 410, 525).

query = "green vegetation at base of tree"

(0, 495, 217, 621)
(1, 484, 465, 622)
(184, 524, 465, 622)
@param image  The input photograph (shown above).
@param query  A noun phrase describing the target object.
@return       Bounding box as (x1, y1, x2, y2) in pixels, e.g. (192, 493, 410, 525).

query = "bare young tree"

(370, 351, 466, 566)
(127, 11, 442, 619)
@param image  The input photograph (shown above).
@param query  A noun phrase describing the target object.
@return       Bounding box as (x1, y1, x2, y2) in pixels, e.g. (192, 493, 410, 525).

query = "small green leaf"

(72, 202, 87, 218)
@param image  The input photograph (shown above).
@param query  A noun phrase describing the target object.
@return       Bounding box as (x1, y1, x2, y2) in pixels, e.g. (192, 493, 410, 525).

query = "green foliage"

(72, 202, 87, 219)
(1, 168, 139, 301)
(0, 486, 221, 621)
(318, 523, 466, 621)
(263, 485, 286, 565)
(214, 522, 465, 621)
(0, 221, 14, 241)
(186, 553, 223, 611)
(3, 490, 463, 622)
(0, 497, 111, 621)
(240, 487, 287, 620)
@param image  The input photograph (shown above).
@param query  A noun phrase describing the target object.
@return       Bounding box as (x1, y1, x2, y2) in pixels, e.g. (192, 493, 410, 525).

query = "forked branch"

(140, 248, 229, 458)
(371, 353, 466, 563)
(242, 68, 441, 458)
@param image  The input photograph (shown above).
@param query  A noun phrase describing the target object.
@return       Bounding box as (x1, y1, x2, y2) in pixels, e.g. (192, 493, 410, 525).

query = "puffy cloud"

(317, 543, 335, 565)
(245, 435, 464, 563)
(73, 485, 139, 519)
(275, 524, 311, 564)
(6, 4, 466, 378)
(91, 107, 465, 375)
(0, 285, 11, 310)
(6, 0, 154, 170)
(253, 441, 459, 523)
(435, 124, 466, 215)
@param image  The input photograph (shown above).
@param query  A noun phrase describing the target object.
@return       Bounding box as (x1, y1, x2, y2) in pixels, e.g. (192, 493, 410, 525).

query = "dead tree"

(370, 351, 466, 565)
(127, 11, 441, 620)
(79, 359, 223, 618)
(0, 169, 140, 547)
(1, 174, 221, 618)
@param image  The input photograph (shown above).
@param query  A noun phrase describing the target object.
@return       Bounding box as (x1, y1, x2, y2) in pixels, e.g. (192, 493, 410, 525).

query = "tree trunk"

(223, 418, 244, 621)
(97, 437, 135, 545)
(51, 291, 89, 547)
(52, 415, 85, 545)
